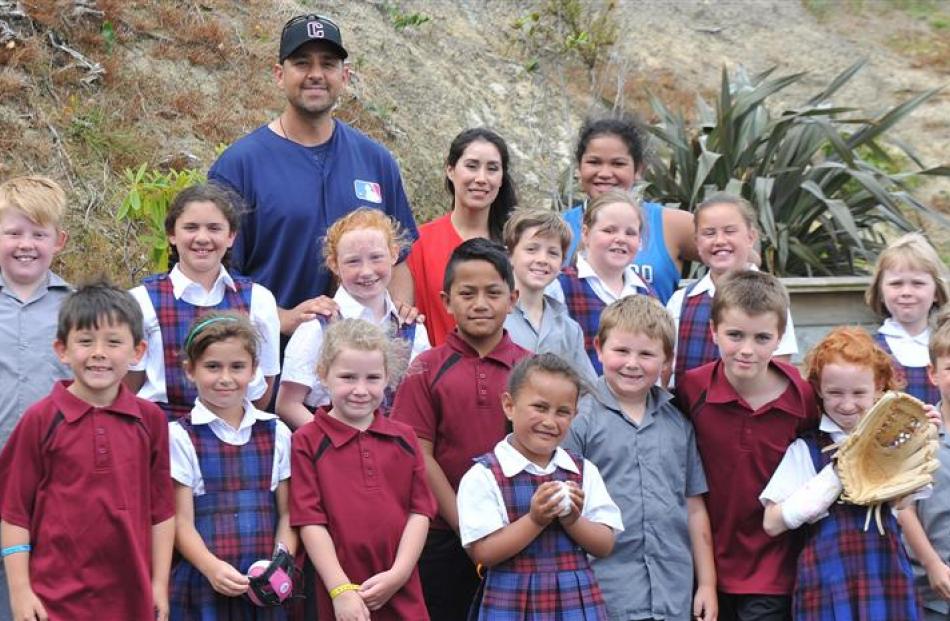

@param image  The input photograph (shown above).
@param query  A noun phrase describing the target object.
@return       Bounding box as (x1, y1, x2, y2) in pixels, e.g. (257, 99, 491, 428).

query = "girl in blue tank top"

(561, 117, 698, 303)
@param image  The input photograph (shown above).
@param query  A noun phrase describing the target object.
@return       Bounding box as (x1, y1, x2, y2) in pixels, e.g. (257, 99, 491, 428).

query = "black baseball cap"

(279, 14, 347, 62)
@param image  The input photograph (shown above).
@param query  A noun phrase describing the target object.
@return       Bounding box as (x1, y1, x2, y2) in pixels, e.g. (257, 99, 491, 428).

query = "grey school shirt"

(504, 294, 597, 385)
(907, 418, 950, 614)
(562, 379, 707, 621)
(0, 272, 72, 447)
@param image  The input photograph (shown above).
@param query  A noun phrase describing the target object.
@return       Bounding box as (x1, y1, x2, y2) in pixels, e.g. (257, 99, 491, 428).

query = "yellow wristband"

(329, 583, 361, 599)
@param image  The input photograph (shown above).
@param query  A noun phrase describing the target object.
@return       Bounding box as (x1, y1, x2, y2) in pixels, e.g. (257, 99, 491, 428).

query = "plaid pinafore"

(143, 273, 253, 420)
(472, 450, 608, 621)
(793, 430, 920, 621)
(558, 267, 655, 376)
(874, 334, 939, 405)
(169, 417, 284, 621)
(673, 281, 718, 380)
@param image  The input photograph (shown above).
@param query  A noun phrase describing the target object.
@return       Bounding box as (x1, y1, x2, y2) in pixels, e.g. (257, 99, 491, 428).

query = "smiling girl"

(276, 208, 430, 429)
(127, 183, 281, 420)
(548, 190, 656, 374)
(866, 233, 950, 404)
(407, 128, 519, 346)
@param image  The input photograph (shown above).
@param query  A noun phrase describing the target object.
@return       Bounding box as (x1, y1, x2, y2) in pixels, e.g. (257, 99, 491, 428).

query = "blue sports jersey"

(209, 120, 417, 310)
(562, 200, 681, 304)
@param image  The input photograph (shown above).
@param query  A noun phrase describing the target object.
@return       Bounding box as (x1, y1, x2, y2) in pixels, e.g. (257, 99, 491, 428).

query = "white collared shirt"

(547, 253, 650, 306)
(457, 435, 624, 547)
(169, 399, 291, 495)
(878, 318, 931, 367)
(130, 265, 281, 402)
(281, 287, 430, 407)
(666, 266, 798, 386)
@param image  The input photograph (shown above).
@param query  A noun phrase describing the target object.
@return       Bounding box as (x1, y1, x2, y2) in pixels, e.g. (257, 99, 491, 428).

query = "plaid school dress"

(673, 281, 718, 380)
(793, 430, 921, 621)
(169, 417, 284, 621)
(873, 334, 939, 405)
(143, 273, 253, 420)
(472, 450, 608, 621)
(558, 267, 655, 376)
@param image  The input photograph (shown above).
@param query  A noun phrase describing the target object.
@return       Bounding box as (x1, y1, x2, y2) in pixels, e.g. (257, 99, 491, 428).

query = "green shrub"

(643, 60, 949, 277)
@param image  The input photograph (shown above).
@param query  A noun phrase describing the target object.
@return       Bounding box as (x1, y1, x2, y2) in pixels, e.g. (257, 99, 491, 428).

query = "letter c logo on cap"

(307, 21, 325, 39)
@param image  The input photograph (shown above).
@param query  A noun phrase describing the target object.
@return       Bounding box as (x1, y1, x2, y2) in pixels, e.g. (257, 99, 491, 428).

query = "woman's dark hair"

(574, 116, 645, 170)
(164, 182, 243, 270)
(444, 127, 518, 242)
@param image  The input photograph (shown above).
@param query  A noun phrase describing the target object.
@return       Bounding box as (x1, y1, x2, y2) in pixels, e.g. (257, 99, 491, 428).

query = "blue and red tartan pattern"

(169, 417, 284, 621)
(472, 450, 608, 621)
(793, 431, 921, 621)
(143, 273, 253, 421)
(873, 334, 939, 405)
(558, 267, 656, 376)
(673, 282, 719, 381)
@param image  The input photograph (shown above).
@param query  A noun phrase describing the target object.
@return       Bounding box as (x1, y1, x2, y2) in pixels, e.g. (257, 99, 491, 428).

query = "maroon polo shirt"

(676, 360, 819, 595)
(390, 330, 530, 530)
(290, 408, 436, 621)
(0, 381, 174, 620)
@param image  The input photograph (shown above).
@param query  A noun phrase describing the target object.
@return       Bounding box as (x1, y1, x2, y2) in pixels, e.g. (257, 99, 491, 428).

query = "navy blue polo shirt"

(209, 120, 418, 309)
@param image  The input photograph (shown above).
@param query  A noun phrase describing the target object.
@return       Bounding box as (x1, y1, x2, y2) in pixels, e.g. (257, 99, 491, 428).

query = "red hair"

(805, 326, 904, 393)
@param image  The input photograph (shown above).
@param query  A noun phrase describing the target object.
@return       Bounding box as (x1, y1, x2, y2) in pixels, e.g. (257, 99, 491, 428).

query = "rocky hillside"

(1, 0, 947, 284)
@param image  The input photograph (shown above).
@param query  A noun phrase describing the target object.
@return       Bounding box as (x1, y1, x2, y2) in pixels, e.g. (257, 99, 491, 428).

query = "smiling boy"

(676, 271, 818, 621)
(392, 238, 530, 620)
(0, 280, 175, 621)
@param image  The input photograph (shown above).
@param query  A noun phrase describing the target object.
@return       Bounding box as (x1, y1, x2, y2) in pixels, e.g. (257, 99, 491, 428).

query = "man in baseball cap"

(208, 13, 418, 338)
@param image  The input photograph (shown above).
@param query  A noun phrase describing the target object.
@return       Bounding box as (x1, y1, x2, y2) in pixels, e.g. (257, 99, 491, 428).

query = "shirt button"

(98, 447, 107, 454)
(367, 470, 375, 476)
(96, 428, 105, 435)
(479, 373, 486, 379)
(362, 451, 370, 458)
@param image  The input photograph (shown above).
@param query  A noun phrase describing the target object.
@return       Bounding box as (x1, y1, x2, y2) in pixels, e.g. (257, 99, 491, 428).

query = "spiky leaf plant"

(643, 60, 948, 276)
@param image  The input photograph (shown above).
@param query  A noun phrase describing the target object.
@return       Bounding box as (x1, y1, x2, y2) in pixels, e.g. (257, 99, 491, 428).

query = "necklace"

(278, 114, 291, 143)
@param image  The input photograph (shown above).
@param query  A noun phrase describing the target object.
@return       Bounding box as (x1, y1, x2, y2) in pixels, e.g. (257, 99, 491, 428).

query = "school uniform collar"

(51, 380, 144, 422)
(704, 359, 808, 418)
(333, 286, 400, 324)
(575, 253, 648, 291)
(445, 329, 522, 366)
(189, 398, 276, 431)
(589, 377, 673, 428)
(0, 271, 70, 303)
(494, 435, 580, 477)
(878, 317, 930, 346)
(818, 414, 849, 444)
(169, 264, 235, 299)
(512, 293, 567, 320)
(312, 406, 404, 447)
(686, 264, 758, 298)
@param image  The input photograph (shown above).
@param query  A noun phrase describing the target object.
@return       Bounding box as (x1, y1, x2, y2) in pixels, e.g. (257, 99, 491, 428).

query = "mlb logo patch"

(354, 180, 382, 204)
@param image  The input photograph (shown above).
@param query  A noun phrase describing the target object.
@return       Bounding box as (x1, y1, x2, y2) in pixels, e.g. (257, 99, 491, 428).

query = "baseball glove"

(834, 391, 939, 509)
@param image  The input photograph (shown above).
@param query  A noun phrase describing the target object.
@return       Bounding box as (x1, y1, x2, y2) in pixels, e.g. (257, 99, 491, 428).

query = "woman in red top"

(407, 128, 518, 345)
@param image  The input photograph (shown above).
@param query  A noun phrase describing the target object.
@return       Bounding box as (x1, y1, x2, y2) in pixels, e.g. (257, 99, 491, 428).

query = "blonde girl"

(276, 208, 430, 429)
(548, 189, 656, 374)
(866, 232, 950, 404)
(289, 319, 435, 621)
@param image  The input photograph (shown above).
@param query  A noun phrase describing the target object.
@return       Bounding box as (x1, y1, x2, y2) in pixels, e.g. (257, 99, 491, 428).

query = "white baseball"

(555, 481, 573, 517)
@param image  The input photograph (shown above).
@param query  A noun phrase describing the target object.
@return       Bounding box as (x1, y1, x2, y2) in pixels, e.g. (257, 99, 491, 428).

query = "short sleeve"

(580, 458, 624, 532)
(0, 410, 45, 529)
(567, 320, 597, 384)
(775, 308, 799, 357)
(383, 156, 418, 254)
(410, 324, 432, 362)
(129, 285, 159, 374)
(759, 439, 817, 506)
(273, 421, 292, 487)
(289, 426, 327, 527)
(457, 463, 509, 547)
(168, 421, 201, 489)
(683, 422, 708, 497)
(390, 357, 438, 442)
(147, 407, 175, 524)
(281, 320, 324, 389)
(251, 284, 282, 377)
(406, 431, 437, 519)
